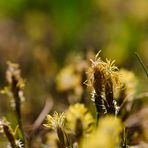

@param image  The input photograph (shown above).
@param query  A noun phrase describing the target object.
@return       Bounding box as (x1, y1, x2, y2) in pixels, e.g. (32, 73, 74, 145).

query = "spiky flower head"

(44, 112, 65, 132)
(65, 103, 95, 138)
(87, 52, 119, 96)
(81, 116, 123, 148)
(86, 51, 120, 116)
(44, 112, 70, 147)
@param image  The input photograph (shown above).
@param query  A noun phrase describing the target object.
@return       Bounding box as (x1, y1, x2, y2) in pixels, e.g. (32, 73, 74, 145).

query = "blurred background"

(0, 0, 148, 129)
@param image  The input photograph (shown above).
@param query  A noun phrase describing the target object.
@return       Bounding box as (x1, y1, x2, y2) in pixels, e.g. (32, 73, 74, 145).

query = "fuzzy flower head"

(44, 112, 65, 131)
(86, 51, 120, 116)
(81, 116, 123, 148)
(87, 51, 119, 96)
(65, 103, 95, 137)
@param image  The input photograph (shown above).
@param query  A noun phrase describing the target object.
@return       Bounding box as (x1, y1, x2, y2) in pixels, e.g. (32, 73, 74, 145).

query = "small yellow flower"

(44, 112, 70, 147)
(44, 112, 65, 131)
(65, 103, 95, 136)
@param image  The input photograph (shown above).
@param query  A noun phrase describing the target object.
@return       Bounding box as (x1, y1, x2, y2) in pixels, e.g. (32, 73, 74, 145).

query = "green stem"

(135, 52, 148, 78)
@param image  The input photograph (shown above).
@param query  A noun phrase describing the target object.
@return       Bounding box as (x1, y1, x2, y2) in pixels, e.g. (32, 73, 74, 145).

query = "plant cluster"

(0, 52, 148, 148)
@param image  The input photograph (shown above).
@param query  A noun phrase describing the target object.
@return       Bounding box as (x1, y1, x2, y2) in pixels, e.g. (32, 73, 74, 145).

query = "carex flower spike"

(87, 51, 120, 120)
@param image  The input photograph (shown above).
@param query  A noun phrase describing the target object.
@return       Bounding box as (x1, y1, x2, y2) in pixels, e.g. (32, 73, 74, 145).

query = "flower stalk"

(4, 62, 26, 147)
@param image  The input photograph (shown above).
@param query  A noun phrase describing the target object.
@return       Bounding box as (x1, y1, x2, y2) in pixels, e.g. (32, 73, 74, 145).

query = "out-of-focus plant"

(55, 54, 89, 104)
(0, 118, 23, 148)
(43, 51, 148, 147)
(81, 116, 123, 148)
(56, 65, 81, 92)
(117, 69, 138, 102)
(0, 62, 26, 147)
(44, 103, 95, 147)
(44, 132, 60, 148)
(0, 52, 147, 147)
(65, 103, 95, 142)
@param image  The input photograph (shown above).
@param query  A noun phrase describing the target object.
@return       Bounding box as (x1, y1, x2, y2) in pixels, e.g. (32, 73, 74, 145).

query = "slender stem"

(12, 77, 26, 147)
(122, 128, 127, 148)
(135, 52, 148, 78)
